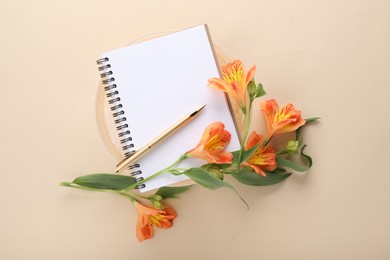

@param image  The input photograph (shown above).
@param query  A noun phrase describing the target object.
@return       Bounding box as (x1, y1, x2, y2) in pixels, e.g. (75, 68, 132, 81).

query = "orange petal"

(245, 131, 264, 150)
(186, 122, 232, 164)
(136, 222, 154, 242)
(162, 205, 177, 219)
(208, 78, 231, 92)
(245, 64, 256, 86)
(248, 164, 267, 176)
(212, 150, 233, 164)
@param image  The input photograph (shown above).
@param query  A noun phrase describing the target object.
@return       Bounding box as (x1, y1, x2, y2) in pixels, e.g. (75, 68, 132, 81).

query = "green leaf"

(301, 145, 313, 167)
(232, 144, 259, 165)
(247, 81, 257, 100)
(184, 168, 226, 190)
(296, 117, 321, 139)
(276, 157, 309, 172)
(232, 168, 292, 186)
(72, 173, 137, 191)
(155, 185, 192, 199)
(255, 83, 266, 98)
(184, 168, 248, 209)
(305, 117, 321, 123)
(248, 81, 266, 101)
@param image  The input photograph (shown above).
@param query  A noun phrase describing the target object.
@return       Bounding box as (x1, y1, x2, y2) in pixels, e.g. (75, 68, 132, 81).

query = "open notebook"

(97, 24, 239, 192)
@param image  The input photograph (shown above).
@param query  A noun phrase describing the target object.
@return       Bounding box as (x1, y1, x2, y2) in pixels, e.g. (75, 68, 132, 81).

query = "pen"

(115, 104, 206, 174)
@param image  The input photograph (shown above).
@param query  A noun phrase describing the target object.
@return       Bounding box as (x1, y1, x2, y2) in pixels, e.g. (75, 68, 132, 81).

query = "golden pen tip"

(198, 104, 206, 112)
(190, 105, 206, 117)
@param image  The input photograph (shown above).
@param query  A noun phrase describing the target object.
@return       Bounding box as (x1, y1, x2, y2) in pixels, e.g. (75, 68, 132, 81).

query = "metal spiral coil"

(97, 57, 145, 189)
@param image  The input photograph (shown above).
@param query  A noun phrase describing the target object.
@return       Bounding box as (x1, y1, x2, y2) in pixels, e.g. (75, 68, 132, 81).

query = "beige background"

(1, 0, 390, 259)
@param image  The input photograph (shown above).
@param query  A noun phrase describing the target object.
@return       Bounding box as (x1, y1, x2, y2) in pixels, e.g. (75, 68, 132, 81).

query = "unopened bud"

(148, 194, 163, 201)
(209, 166, 224, 180)
(154, 195, 163, 201)
(285, 140, 300, 154)
(152, 200, 164, 210)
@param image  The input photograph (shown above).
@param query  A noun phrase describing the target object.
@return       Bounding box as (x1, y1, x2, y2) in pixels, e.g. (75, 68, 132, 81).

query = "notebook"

(97, 24, 239, 192)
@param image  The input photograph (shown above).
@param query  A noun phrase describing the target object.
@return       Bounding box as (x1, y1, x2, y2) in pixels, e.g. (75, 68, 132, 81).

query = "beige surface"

(1, 1, 390, 259)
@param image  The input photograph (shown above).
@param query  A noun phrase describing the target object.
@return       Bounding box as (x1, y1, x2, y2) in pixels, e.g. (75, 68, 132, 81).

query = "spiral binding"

(97, 57, 145, 189)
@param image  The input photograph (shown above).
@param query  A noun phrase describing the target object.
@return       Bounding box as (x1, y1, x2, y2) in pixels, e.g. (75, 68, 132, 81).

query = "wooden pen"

(115, 104, 206, 174)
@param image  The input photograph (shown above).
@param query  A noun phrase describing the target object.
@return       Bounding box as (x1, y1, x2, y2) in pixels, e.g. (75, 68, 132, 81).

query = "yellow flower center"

(205, 134, 224, 151)
(276, 107, 295, 122)
(222, 62, 243, 84)
(276, 112, 289, 122)
(248, 151, 267, 165)
(148, 214, 165, 227)
(248, 146, 274, 166)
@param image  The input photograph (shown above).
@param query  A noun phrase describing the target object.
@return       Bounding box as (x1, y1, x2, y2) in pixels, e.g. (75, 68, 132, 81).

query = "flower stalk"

(236, 97, 253, 172)
(124, 154, 188, 191)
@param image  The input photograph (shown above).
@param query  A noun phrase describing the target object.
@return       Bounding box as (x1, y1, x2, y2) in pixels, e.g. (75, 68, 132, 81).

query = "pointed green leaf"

(247, 81, 257, 100)
(184, 168, 248, 209)
(184, 168, 225, 190)
(296, 117, 321, 139)
(255, 83, 266, 98)
(155, 185, 192, 199)
(300, 145, 313, 167)
(305, 117, 321, 123)
(232, 168, 291, 186)
(232, 144, 259, 165)
(248, 81, 266, 101)
(276, 157, 309, 172)
(72, 173, 137, 190)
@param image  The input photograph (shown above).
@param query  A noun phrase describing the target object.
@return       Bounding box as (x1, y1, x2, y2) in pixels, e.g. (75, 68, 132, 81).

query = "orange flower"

(242, 131, 277, 176)
(134, 201, 177, 242)
(261, 99, 306, 139)
(208, 59, 256, 110)
(186, 122, 233, 164)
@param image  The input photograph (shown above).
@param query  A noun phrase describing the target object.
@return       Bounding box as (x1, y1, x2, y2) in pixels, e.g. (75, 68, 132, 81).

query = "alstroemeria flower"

(242, 131, 277, 176)
(134, 201, 177, 242)
(208, 59, 256, 110)
(185, 122, 233, 164)
(261, 99, 306, 139)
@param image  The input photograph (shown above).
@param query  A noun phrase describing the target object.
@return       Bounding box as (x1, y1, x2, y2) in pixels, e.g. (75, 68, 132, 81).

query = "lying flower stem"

(243, 101, 253, 147)
(168, 168, 188, 175)
(60, 182, 138, 201)
(236, 100, 253, 171)
(124, 154, 188, 191)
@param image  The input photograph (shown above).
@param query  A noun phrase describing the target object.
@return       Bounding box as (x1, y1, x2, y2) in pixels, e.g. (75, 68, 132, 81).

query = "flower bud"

(285, 140, 300, 154)
(201, 164, 224, 180)
(154, 195, 163, 201)
(148, 194, 163, 201)
(209, 165, 224, 180)
(152, 200, 164, 210)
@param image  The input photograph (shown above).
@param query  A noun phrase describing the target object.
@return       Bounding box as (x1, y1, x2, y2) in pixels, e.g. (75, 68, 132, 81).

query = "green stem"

(124, 154, 188, 191)
(61, 182, 138, 201)
(242, 101, 252, 146)
(237, 101, 253, 171)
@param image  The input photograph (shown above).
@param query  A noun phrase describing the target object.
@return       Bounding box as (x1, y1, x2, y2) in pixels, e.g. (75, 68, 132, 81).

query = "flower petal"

(241, 131, 277, 176)
(244, 64, 256, 86)
(248, 164, 267, 176)
(208, 59, 255, 110)
(134, 201, 176, 242)
(261, 99, 305, 139)
(245, 131, 264, 150)
(185, 122, 233, 164)
(136, 221, 154, 242)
